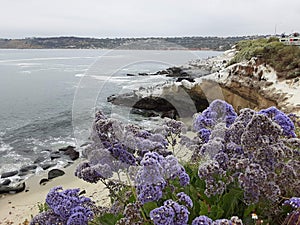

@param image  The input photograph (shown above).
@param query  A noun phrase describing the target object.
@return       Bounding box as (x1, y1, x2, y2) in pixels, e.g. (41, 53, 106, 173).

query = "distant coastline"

(0, 35, 267, 51)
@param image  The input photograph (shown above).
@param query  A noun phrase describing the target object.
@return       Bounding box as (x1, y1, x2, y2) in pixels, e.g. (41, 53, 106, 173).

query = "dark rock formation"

(79, 190, 86, 195)
(0, 182, 25, 194)
(39, 178, 49, 185)
(154, 70, 169, 75)
(138, 73, 149, 76)
(176, 77, 195, 82)
(161, 110, 177, 119)
(40, 163, 56, 170)
(18, 165, 38, 176)
(48, 169, 65, 180)
(1, 179, 11, 186)
(19, 165, 37, 173)
(107, 83, 209, 118)
(50, 151, 61, 160)
(133, 97, 176, 111)
(130, 108, 159, 117)
(1, 170, 18, 178)
(34, 156, 47, 164)
(165, 67, 187, 77)
(59, 146, 79, 160)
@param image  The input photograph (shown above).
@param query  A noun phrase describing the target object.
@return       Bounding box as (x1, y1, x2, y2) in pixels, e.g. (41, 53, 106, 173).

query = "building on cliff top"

(279, 33, 300, 46)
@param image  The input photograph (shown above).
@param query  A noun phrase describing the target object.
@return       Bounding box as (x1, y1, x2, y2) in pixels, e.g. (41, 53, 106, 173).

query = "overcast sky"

(1, 0, 299, 38)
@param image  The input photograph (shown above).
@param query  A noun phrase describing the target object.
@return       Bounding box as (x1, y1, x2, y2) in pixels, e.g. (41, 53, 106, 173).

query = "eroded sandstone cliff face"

(108, 49, 300, 118)
(204, 56, 300, 114)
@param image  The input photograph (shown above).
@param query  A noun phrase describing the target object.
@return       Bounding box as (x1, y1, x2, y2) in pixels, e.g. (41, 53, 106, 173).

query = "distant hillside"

(0, 36, 266, 51)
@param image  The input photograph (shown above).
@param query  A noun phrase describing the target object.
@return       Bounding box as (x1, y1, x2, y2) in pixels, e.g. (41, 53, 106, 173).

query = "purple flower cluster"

(30, 210, 64, 225)
(91, 110, 173, 165)
(192, 215, 213, 225)
(77, 110, 177, 186)
(284, 197, 300, 209)
(192, 100, 300, 207)
(198, 159, 227, 197)
(162, 118, 186, 136)
(259, 106, 296, 137)
(150, 199, 189, 225)
(177, 192, 193, 208)
(116, 202, 144, 225)
(75, 161, 105, 183)
(31, 186, 94, 225)
(193, 100, 237, 142)
(241, 114, 282, 149)
(238, 163, 268, 204)
(199, 129, 212, 143)
(75, 147, 118, 183)
(191, 215, 243, 225)
(135, 152, 190, 204)
(108, 143, 136, 165)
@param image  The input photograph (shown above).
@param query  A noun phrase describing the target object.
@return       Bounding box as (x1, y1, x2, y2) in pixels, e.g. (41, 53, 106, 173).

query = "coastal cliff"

(108, 39, 300, 116)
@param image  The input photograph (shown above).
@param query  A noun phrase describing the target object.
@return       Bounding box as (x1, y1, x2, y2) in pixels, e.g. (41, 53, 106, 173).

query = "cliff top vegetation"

(229, 37, 300, 79)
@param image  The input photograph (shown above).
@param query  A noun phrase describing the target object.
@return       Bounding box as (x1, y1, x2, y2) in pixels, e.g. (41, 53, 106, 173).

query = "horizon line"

(0, 34, 271, 40)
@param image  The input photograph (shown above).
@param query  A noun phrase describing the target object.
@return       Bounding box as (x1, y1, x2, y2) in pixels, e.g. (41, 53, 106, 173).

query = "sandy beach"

(0, 162, 110, 224)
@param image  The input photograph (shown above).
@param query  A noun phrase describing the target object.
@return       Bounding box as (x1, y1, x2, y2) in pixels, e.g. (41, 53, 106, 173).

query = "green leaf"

(220, 188, 244, 218)
(143, 201, 158, 217)
(128, 193, 136, 203)
(94, 213, 123, 225)
(199, 201, 209, 215)
(243, 204, 257, 218)
(210, 205, 224, 220)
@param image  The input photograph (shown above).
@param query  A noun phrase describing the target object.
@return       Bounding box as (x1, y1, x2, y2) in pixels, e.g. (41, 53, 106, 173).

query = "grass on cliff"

(228, 37, 300, 79)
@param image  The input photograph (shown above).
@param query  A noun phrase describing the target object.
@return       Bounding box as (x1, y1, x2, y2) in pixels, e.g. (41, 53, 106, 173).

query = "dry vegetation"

(229, 37, 300, 79)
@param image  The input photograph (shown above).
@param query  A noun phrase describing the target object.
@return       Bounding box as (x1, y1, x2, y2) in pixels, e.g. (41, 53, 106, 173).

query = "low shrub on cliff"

(30, 100, 300, 225)
(229, 38, 300, 79)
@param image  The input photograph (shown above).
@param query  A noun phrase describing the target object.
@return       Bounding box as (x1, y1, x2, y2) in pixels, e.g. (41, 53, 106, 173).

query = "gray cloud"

(1, 0, 299, 38)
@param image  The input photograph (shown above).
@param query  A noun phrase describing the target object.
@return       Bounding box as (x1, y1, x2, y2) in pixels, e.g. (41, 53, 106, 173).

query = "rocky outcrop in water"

(59, 146, 79, 161)
(0, 145, 79, 194)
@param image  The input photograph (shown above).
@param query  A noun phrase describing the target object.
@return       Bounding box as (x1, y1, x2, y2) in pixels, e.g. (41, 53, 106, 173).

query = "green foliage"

(182, 163, 249, 222)
(37, 202, 49, 213)
(228, 38, 300, 79)
(143, 202, 158, 217)
(81, 151, 298, 225)
(220, 188, 244, 218)
(295, 118, 300, 138)
(91, 213, 123, 225)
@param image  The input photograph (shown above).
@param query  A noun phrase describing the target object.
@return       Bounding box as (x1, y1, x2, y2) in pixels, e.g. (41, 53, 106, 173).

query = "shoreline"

(0, 161, 110, 224)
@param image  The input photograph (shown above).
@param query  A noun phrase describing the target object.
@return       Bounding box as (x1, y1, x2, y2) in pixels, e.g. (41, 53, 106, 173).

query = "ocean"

(0, 49, 221, 175)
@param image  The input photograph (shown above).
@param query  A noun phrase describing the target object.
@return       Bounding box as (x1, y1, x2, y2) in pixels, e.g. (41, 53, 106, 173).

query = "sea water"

(0, 49, 221, 174)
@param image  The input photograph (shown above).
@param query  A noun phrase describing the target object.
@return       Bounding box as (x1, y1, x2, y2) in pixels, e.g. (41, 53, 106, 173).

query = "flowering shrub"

(30, 100, 300, 225)
(30, 187, 94, 225)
